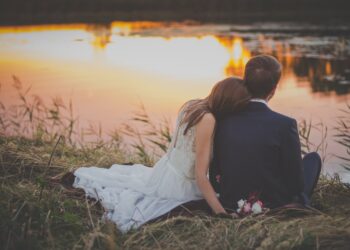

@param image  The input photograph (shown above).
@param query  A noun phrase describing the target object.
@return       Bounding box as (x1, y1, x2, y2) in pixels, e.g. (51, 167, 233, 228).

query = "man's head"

(243, 55, 282, 100)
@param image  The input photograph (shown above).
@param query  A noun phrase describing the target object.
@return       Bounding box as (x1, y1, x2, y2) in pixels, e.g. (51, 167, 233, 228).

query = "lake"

(0, 21, 349, 181)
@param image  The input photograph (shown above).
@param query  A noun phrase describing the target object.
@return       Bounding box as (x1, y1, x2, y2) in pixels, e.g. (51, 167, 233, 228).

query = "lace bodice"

(165, 106, 197, 180)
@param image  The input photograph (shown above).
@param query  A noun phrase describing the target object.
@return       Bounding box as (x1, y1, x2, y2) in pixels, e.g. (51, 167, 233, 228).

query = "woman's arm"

(195, 113, 227, 214)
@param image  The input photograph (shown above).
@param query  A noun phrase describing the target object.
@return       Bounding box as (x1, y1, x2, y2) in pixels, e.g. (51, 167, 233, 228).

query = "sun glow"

(216, 36, 251, 76)
(104, 35, 230, 80)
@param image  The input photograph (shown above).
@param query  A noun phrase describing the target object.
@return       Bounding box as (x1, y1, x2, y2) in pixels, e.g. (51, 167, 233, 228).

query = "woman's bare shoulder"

(198, 113, 216, 129)
(201, 112, 215, 122)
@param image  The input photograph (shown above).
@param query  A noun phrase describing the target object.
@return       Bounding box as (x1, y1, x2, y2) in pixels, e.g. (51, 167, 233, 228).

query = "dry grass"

(1, 135, 350, 250)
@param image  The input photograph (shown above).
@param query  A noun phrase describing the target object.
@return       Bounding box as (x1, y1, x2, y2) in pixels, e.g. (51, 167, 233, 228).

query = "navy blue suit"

(210, 102, 305, 210)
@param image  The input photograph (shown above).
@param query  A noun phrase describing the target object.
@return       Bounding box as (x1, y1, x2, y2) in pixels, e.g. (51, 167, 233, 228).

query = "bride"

(73, 77, 251, 232)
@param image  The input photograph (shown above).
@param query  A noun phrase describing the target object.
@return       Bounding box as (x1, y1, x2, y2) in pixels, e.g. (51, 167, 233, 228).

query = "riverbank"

(0, 135, 349, 249)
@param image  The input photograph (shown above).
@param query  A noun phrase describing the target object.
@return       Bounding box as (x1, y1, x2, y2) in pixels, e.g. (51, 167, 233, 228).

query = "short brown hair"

(243, 55, 282, 98)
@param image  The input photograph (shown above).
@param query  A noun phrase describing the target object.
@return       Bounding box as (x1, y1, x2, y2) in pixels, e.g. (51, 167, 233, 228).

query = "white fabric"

(73, 106, 203, 232)
(250, 98, 269, 106)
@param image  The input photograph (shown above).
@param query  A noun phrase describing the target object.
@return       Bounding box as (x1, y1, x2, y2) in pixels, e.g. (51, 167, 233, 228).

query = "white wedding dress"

(73, 107, 203, 232)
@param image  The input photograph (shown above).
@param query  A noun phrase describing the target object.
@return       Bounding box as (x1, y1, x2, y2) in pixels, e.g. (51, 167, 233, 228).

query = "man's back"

(211, 102, 304, 210)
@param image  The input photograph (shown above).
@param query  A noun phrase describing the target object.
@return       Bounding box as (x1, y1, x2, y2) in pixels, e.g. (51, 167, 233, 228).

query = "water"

(0, 21, 349, 181)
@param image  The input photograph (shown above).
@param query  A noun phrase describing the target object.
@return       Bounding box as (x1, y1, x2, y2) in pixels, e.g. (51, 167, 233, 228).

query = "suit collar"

(250, 99, 269, 106)
(245, 101, 271, 112)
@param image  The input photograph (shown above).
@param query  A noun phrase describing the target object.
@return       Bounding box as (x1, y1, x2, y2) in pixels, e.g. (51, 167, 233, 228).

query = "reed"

(0, 77, 170, 165)
(298, 119, 329, 163)
(120, 103, 172, 166)
(0, 76, 79, 146)
(334, 104, 350, 170)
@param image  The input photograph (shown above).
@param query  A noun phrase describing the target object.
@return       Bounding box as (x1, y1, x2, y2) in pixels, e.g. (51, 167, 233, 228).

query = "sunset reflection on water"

(0, 22, 349, 174)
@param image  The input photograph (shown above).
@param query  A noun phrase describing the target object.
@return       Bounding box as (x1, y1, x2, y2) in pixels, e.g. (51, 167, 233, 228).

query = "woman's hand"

(195, 113, 227, 215)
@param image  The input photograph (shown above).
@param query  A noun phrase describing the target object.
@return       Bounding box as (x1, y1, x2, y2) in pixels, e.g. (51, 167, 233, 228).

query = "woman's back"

(146, 104, 202, 200)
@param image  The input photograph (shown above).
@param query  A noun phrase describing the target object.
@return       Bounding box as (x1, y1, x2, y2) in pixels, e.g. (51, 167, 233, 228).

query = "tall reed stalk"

(334, 104, 350, 170)
(298, 119, 328, 163)
(120, 103, 172, 166)
(0, 76, 78, 145)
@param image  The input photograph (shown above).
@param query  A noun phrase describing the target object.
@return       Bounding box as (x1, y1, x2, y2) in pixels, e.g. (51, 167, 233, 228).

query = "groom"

(210, 55, 322, 210)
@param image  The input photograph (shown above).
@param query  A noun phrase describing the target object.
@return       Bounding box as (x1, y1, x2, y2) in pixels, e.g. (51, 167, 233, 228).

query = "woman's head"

(181, 77, 251, 134)
(207, 77, 251, 118)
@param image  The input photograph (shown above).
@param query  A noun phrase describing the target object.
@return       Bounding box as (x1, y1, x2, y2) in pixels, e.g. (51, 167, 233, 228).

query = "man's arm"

(281, 119, 304, 197)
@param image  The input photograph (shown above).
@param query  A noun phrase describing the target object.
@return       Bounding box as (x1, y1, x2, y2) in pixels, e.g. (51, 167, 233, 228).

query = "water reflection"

(0, 21, 349, 98)
(1, 22, 349, 118)
(86, 23, 112, 49)
(286, 57, 350, 96)
(216, 36, 251, 76)
(79, 22, 350, 96)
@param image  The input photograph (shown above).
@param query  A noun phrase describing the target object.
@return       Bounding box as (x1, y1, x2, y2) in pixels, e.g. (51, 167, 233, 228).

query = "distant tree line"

(0, 0, 349, 25)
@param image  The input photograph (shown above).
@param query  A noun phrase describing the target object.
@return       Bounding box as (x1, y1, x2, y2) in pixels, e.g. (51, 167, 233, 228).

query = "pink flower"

(243, 202, 252, 213)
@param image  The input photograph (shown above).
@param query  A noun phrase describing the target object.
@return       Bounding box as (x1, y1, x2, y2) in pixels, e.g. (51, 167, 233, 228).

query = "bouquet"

(236, 192, 265, 216)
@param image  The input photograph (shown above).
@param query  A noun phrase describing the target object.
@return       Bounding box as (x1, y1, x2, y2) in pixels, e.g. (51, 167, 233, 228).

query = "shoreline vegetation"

(1, 136, 350, 249)
(1, 78, 350, 249)
(1, 0, 350, 25)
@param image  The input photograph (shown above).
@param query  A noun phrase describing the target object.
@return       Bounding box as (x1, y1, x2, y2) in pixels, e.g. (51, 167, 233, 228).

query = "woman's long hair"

(180, 77, 251, 135)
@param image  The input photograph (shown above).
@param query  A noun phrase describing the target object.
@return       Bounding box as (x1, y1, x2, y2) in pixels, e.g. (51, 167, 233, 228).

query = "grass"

(0, 137, 350, 249)
(0, 136, 349, 249)
(1, 77, 350, 249)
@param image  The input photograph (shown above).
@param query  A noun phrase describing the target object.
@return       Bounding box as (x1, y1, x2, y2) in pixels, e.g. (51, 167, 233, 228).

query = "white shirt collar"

(250, 98, 268, 106)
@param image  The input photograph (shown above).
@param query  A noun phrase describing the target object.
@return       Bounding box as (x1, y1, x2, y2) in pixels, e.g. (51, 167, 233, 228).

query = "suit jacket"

(210, 102, 304, 210)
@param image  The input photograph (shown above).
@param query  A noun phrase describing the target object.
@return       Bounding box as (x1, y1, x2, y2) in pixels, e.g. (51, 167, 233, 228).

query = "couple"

(73, 55, 321, 232)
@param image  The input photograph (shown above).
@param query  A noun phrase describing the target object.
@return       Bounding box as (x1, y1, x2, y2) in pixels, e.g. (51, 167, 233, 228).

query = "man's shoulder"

(269, 109, 295, 122)
(226, 107, 295, 122)
(271, 110, 298, 131)
(218, 106, 297, 129)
